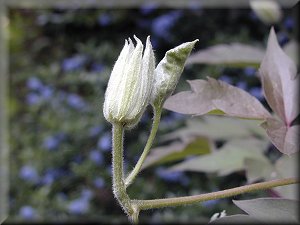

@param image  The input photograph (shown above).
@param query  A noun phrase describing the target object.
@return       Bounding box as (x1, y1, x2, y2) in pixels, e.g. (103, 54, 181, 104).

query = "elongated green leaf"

(244, 153, 298, 199)
(187, 43, 265, 67)
(162, 116, 268, 142)
(142, 137, 211, 170)
(164, 77, 271, 120)
(233, 198, 299, 223)
(168, 139, 267, 176)
(273, 153, 298, 199)
(244, 158, 274, 183)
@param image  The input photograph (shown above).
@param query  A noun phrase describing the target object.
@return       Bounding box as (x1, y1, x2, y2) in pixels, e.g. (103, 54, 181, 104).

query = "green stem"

(112, 123, 134, 216)
(125, 104, 162, 187)
(132, 178, 298, 210)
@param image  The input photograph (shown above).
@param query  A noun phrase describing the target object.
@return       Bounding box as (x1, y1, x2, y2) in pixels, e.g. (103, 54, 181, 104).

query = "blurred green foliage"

(7, 5, 296, 223)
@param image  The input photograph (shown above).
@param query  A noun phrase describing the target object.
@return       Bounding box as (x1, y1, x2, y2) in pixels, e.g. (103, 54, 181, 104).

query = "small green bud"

(151, 39, 198, 105)
(103, 36, 155, 128)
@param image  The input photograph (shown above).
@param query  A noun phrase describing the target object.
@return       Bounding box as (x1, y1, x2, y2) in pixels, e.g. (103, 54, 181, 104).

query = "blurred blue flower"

(140, 112, 150, 124)
(219, 75, 233, 84)
(106, 164, 112, 176)
(249, 87, 264, 100)
(40, 85, 54, 99)
(36, 14, 49, 26)
(19, 206, 37, 219)
(152, 11, 182, 40)
(98, 13, 112, 26)
(140, 2, 157, 15)
(170, 111, 185, 120)
(41, 169, 60, 185)
(156, 167, 188, 185)
(73, 155, 83, 164)
(93, 177, 105, 188)
(244, 67, 256, 77)
(89, 149, 104, 165)
(26, 93, 41, 105)
(91, 63, 104, 72)
(160, 115, 175, 127)
(19, 165, 39, 183)
(62, 55, 86, 72)
(27, 77, 43, 90)
(68, 198, 89, 215)
(97, 133, 111, 151)
(277, 32, 289, 46)
(136, 19, 152, 29)
(149, 36, 160, 49)
(249, 11, 258, 21)
(236, 81, 247, 90)
(88, 125, 103, 137)
(201, 199, 220, 208)
(284, 16, 294, 30)
(67, 94, 86, 109)
(81, 189, 93, 200)
(42, 135, 60, 151)
(57, 192, 68, 201)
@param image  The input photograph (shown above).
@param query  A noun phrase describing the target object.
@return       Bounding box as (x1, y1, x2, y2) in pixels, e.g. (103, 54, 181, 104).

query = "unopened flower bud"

(250, 0, 282, 25)
(151, 39, 198, 105)
(103, 36, 155, 128)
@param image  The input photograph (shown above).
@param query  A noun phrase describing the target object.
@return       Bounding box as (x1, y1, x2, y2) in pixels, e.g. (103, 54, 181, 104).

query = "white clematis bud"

(250, 0, 282, 25)
(151, 39, 198, 105)
(103, 36, 155, 128)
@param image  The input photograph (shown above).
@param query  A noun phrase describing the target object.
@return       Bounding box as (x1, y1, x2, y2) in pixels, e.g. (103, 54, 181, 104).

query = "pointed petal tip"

(145, 36, 153, 49)
(268, 27, 279, 46)
(133, 35, 142, 46)
(127, 37, 133, 45)
(187, 39, 199, 46)
(146, 35, 151, 43)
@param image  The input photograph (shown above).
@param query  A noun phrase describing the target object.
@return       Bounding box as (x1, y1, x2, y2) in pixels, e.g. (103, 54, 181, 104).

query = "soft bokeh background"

(7, 3, 297, 223)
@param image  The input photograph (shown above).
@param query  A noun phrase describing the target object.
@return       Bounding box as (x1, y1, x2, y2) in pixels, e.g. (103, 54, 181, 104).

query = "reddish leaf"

(258, 28, 299, 155)
(164, 77, 270, 120)
(259, 27, 299, 126)
(261, 118, 299, 155)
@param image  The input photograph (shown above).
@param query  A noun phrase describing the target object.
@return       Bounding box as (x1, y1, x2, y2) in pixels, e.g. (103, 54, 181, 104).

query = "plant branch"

(125, 104, 162, 187)
(112, 123, 134, 216)
(132, 178, 299, 210)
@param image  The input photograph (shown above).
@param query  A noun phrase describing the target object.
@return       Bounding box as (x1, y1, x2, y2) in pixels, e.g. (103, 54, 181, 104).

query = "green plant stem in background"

(112, 123, 134, 217)
(125, 104, 163, 188)
(132, 178, 298, 210)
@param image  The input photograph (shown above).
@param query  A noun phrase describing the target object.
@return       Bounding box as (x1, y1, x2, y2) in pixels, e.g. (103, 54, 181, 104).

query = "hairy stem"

(125, 104, 162, 187)
(132, 178, 298, 210)
(112, 123, 133, 216)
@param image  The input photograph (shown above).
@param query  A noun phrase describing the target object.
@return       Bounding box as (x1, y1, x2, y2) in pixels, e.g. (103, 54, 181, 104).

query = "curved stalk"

(125, 104, 162, 187)
(132, 178, 298, 210)
(112, 123, 134, 216)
